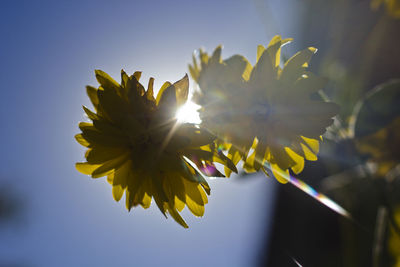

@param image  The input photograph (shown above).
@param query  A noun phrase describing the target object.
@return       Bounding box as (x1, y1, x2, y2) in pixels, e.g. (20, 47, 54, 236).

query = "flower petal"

(91, 153, 130, 178)
(95, 69, 120, 91)
(86, 86, 99, 110)
(76, 162, 101, 176)
(112, 185, 125, 202)
(280, 47, 317, 83)
(75, 134, 90, 147)
(271, 163, 290, 184)
(285, 147, 305, 174)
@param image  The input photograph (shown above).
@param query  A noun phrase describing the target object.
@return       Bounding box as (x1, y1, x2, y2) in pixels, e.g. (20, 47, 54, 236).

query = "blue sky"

(0, 1, 301, 266)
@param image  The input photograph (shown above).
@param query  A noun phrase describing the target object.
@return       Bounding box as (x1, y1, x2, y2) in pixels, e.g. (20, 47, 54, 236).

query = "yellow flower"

(190, 36, 339, 183)
(353, 80, 400, 177)
(75, 70, 237, 228)
(371, 0, 400, 18)
(356, 116, 400, 176)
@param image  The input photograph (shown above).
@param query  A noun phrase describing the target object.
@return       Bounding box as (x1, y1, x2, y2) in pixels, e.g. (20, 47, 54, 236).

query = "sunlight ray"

(176, 100, 201, 124)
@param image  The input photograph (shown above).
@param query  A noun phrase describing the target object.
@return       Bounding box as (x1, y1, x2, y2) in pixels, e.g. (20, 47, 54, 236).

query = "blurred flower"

(352, 80, 400, 177)
(75, 70, 236, 228)
(389, 205, 400, 265)
(190, 36, 339, 183)
(356, 117, 400, 176)
(371, 0, 400, 18)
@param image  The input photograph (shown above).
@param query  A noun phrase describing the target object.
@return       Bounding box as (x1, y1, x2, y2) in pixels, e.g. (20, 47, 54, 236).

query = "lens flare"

(264, 164, 351, 218)
(289, 176, 351, 218)
(292, 257, 303, 267)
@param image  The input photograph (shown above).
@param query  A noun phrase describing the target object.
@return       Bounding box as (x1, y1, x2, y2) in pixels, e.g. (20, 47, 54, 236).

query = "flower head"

(356, 116, 400, 176)
(190, 36, 339, 183)
(352, 80, 400, 177)
(75, 70, 237, 228)
(371, 0, 400, 18)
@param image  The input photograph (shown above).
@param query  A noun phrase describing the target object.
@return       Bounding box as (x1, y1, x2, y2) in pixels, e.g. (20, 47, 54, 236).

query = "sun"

(176, 100, 201, 124)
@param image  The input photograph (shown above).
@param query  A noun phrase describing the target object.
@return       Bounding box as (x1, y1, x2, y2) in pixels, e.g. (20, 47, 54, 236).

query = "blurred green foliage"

(256, 0, 400, 266)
